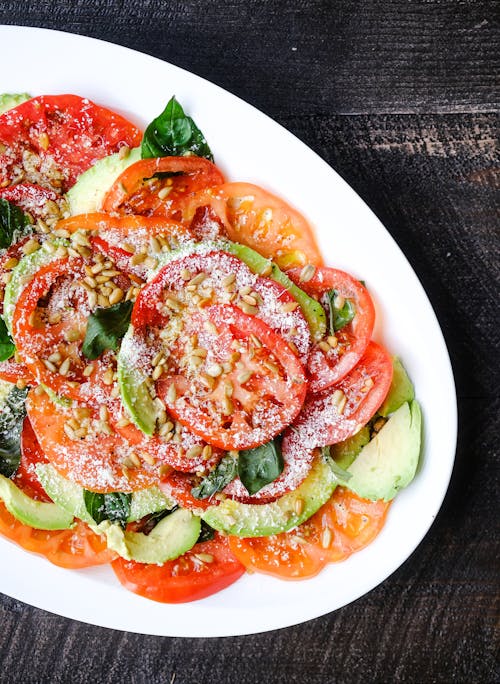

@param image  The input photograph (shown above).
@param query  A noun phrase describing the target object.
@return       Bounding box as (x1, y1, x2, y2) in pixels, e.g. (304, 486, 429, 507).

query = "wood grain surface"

(0, 2, 498, 683)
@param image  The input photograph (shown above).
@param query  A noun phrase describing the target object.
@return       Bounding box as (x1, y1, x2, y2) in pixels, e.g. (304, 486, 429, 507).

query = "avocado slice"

(202, 458, 337, 537)
(331, 426, 371, 470)
(117, 327, 159, 435)
(0, 473, 74, 530)
(36, 463, 173, 523)
(345, 400, 422, 502)
(379, 356, 415, 417)
(0, 93, 31, 115)
(95, 508, 200, 563)
(66, 147, 141, 215)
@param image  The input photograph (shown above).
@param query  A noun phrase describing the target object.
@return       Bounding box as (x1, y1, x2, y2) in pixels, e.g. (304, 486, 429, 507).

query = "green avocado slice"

(0, 93, 31, 115)
(202, 458, 337, 537)
(345, 401, 422, 501)
(379, 356, 415, 417)
(0, 473, 74, 530)
(66, 147, 141, 215)
(95, 508, 200, 563)
(36, 463, 173, 523)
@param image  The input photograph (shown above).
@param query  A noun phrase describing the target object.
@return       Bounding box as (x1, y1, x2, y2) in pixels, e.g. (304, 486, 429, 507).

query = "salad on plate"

(0, 92, 421, 603)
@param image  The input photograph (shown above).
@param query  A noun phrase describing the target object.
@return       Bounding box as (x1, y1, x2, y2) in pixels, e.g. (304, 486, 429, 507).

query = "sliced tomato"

(0, 501, 115, 568)
(26, 388, 160, 493)
(228, 488, 390, 579)
(0, 183, 65, 223)
(132, 249, 311, 362)
(0, 359, 33, 384)
(12, 417, 51, 502)
(288, 266, 375, 392)
(158, 470, 216, 512)
(111, 532, 245, 603)
(102, 156, 224, 217)
(157, 305, 307, 450)
(11, 252, 133, 404)
(291, 341, 393, 448)
(179, 183, 323, 269)
(0, 94, 141, 192)
(222, 431, 317, 504)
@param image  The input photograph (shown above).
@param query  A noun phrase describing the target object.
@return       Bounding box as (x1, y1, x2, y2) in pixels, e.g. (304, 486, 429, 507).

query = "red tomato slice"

(291, 341, 393, 448)
(179, 182, 323, 269)
(157, 305, 307, 451)
(12, 253, 132, 405)
(158, 470, 216, 512)
(26, 388, 160, 493)
(288, 266, 375, 392)
(228, 488, 390, 579)
(132, 250, 311, 362)
(0, 95, 141, 192)
(0, 359, 33, 384)
(222, 430, 316, 504)
(0, 501, 115, 568)
(102, 156, 225, 217)
(0, 183, 65, 223)
(12, 417, 51, 502)
(111, 532, 245, 603)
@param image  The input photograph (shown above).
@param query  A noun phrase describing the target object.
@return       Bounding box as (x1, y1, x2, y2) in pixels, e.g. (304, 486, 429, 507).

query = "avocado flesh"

(202, 458, 337, 537)
(36, 463, 173, 523)
(331, 426, 371, 470)
(66, 147, 141, 215)
(379, 356, 415, 417)
(345, 401, 422, 502)
(0, 473, 74, 530)
(117, 327, 159, 436)
(3, 240, 64, 332)
(0, 93, 31, 115)
(95, 508, 200, 563)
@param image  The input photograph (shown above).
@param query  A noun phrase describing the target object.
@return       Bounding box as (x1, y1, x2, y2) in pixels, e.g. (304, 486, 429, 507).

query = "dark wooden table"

(0, 2, 498, 682)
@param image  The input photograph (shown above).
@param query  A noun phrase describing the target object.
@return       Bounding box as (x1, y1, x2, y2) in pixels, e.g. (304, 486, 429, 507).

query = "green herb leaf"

(0, 316, 15, 362)
(138, 506, 178, 536)
(197, 519, 216, 543)
(238, 439, 284, 495)
(191, 454, 237, 500)
(0, 386, 28, 478)
(142, 96, 214, 161)
(321, 446, 352, 482)
(83, 490, 132, 528)
(82, 300, 133, 360)
(0, 198, 31, 249)
(326, 289, 355, 334)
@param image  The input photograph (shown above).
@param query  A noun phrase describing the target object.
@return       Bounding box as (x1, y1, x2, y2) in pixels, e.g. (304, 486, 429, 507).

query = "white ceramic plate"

(0, 25, 456, 637)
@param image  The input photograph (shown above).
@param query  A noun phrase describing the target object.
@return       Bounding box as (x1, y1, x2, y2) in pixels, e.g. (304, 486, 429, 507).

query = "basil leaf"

(83, 490, 132, 528)
(138, 506, 178, 536)
(238, 439, 284, 495)
(197, 519, 216, 543)
(0, 386, 28, 478)
(82, 300, 133, 360)
(321, 446, 352, 482)
(0, 316, 15, 362)
(326, 289, 355, 334)
(0, 198, 31, 249)
(191, 454, 237, 500)
(142, 96, 214, 161)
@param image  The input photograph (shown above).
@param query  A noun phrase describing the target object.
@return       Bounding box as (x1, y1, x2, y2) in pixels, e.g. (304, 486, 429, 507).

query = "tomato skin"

(0, 359, 33, 384)
(12, 417, 51, 502)
(0, 501, 115, 568)
(0, 95, 142, 191)
(292, 341, 393, 448)
(228, 488, 390, 579)
(0, 183, 62, 222)
(180, 182, 323, 269)
(158, 470, 216, 512)
(102, 156, 225, 217)
(288, 266, 375, 392)
(111, 533, 245, 603)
